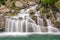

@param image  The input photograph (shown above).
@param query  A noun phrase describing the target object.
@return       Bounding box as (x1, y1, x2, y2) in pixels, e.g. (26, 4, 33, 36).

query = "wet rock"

(36, 4, 41, 11)
(49, 17, 56, 24)
(31, 15, 37, 24)
(54, 21, 60, 28)
(56, 13, 60, 21)
(0, 14, 5, 30)
(43, 18, 47, 27)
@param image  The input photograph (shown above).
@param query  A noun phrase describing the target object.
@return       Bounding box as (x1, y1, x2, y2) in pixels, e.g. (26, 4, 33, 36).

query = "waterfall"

(35, 11, 44, 26)
(5, 17, 16, 32)
(5, 4, 59, 33)
(45, 19, 59, 33)
(25, 5, 38, 13)
(35, 11, 47, 32)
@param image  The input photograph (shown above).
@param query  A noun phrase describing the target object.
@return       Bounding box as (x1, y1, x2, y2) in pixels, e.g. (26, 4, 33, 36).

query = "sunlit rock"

(15, 1, 24, 8)
(0, 8, 10, 13)
(0, 5, 5, 9)
(28, 1, 36, 6)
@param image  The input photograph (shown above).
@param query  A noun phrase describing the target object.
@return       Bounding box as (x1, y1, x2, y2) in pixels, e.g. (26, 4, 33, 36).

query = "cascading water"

(45, 18, 59, 33)
(35, 11, 44, 27)
(5, 4, 59, 33)
(35, 11, 48, 32)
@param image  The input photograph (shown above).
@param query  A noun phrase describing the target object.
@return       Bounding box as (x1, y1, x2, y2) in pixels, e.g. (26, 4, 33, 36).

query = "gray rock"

(56, 13, 60, 21)
(28, 1, 36, 6)
(0, 14, 5, 29)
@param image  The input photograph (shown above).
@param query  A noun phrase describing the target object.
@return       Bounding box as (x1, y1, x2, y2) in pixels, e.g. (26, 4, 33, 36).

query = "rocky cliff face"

(0, 14, 5, 32)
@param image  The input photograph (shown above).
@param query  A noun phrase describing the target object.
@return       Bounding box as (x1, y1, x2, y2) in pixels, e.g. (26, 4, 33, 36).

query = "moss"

(32, 15, 37, 24)
(29, 10, 35, 15)
(6, 13, 17, 16)
(40, 0, 58, 4)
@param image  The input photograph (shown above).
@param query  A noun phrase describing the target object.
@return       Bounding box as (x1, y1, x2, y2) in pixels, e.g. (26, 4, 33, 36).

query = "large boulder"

(15, 1, 24, 8)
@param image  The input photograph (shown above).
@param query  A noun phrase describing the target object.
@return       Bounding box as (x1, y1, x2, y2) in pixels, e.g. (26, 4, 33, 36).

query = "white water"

(5, 5, 59, 33)
(46, 19, 59, 33)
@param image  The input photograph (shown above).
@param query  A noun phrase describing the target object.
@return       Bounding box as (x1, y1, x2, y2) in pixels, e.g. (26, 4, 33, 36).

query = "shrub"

(40, 0, 58, 4)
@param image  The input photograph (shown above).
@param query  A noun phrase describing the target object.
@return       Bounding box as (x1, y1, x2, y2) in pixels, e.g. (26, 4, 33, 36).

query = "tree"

(0, 0, 5, 5)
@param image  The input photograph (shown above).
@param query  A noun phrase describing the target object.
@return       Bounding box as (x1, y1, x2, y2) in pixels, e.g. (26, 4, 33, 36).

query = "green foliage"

(0, 0, 5, 5)
(40, 0, 58, 4)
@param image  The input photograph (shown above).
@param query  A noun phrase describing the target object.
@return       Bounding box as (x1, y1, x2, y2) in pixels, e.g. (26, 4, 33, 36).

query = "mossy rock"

(43, 18, 47, 27)
(6, 0, 15, 7)
(6, 13, 17, 16)
(32, 15, 37, 24)
(29, 10, 35, 15)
